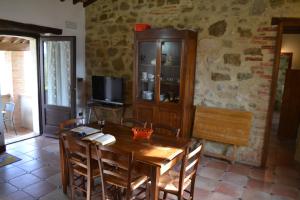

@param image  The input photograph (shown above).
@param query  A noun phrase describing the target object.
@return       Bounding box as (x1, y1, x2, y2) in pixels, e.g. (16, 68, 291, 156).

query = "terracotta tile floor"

(4, 127, 39, 145)
(0, 134, 299, 200)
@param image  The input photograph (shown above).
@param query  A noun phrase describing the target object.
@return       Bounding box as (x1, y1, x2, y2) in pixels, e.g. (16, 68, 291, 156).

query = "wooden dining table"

(59, 121, 191, 200)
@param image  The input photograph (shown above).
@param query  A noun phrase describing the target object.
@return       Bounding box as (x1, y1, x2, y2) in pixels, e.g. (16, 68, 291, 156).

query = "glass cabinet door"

(159, 41, 182, 103)
(137, 42, 157, 102)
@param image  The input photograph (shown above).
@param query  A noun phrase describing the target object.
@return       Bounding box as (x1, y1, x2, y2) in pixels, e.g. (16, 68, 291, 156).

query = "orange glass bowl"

(132, 127, 153, 139)
(134, 23, 151, 32)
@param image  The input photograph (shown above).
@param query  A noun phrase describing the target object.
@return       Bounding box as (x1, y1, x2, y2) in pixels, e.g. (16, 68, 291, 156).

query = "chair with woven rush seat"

(120, 117, 147, 128)
(96, 144, 149, 200)
(158, 142, 203, 200)
(151, 123, 180, 138)
(60, 133, 101, 200)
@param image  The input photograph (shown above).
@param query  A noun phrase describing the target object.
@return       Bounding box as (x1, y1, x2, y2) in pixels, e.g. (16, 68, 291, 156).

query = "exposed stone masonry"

(85, 0, 300, 166)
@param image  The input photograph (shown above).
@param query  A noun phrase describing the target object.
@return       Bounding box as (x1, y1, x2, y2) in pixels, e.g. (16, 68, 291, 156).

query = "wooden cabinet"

(133, 28, 197, 137)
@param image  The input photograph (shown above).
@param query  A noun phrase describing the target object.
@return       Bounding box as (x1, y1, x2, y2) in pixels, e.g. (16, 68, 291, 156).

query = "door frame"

(0, 31, 43, 136)
(39, 36, 76, 136)
(262, 18, 300, 167)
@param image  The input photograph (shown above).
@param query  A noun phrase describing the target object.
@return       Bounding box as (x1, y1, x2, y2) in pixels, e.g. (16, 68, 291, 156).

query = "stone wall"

(85, 0, 300, 166)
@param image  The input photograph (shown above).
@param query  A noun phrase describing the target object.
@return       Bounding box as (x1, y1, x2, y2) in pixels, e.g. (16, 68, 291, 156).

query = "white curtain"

(44, 41, 71, 107)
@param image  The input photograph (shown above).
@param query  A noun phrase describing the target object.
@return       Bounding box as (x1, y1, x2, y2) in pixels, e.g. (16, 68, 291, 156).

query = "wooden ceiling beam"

(0, 19, 62, 35)
(83, 0, 97, 7)
(60, 0, 97, 7)
(73, 0, 81, 4)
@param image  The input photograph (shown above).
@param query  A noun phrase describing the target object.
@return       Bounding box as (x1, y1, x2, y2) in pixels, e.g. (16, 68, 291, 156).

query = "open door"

(40, 36, 76, 137)
(0, 88, 5, 152)
(278, 69, 300, 139)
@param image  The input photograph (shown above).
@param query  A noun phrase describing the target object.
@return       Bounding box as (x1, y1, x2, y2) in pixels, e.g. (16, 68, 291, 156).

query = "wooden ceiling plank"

(0, 42, 30, 51)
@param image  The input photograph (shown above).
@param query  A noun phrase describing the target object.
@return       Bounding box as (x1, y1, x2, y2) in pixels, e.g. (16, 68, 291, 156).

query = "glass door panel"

(43, 41, 71, 107)
(40, 36, 75, 137)
(137, 42, 157, 102)
(160, 41, 182, 103)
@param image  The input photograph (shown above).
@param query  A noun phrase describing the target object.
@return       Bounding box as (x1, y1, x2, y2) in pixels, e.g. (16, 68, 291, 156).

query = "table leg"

(59, 138, 68, 194)
(150, 165, 160, 200)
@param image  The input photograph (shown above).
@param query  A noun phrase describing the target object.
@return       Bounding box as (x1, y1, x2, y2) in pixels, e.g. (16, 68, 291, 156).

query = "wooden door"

(40, 37, 76, 137)
(278, 69, 300, 139)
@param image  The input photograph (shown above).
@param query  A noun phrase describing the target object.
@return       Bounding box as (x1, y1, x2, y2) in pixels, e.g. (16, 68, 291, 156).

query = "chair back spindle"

(178, 143, 203, 197)
(151, 123, 180, 137)
(96, 145, 135, 199)
(121, 118, 147, 128)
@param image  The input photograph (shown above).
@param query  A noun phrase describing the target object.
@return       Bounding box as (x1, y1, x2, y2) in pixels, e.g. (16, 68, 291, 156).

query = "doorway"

(0, 35, 40, 144)
(263, 18, 300, 167)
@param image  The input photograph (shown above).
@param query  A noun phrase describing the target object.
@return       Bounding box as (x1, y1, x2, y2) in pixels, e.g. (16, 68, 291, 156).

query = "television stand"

(87, 100, 128, 123)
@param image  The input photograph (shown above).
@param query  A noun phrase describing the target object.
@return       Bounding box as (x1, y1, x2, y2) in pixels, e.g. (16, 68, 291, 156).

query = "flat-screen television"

(92, 76, 124, 106)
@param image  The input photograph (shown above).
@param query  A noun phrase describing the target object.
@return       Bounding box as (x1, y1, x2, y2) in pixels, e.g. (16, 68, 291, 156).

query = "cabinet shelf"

(139, 64, 155, 67)
(160, 80, 179, 86)
(161, 64, 180, 68)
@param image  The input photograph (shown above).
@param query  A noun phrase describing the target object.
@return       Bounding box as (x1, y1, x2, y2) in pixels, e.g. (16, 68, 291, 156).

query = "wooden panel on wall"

(193, 106, 253, 146)
(135, 105, 154, 124)
(155, 107, 181, 129)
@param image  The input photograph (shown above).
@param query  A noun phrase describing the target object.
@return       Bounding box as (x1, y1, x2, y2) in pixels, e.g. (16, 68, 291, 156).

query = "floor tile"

(0, 183, 18, 197)
(270, 195, 296, 200)
(11, 154, 34, 166)
(249, 167, 274, 182)
(271, 184, 299, 199)
(227, 164, 252, 176)
(42, 144, 60, 153)
(194, 175, 219, 191)
(273, 174, 300, 188)
(1, 191, 35, 200)
(31, 166, 60, 179)
(246, 178, 273, 193)
(5, 149, 24, 156)
(221, 172, 248, 186)
(11, 144, 38, 154)
(205, 159, 229, 171)
(16, 159, 47, 172)
(208, 192, 237, 200)
(198, 166, 225, 180)
(46, 173, 62, 187)
(39, 189, 69, 200)
(242, 189, 272, 200)
(193, 188, 210, 199)
(9, 173, 41, 189)
(215, 181, 244, 198)
(23, 181, 56, 198)
(0, 166, 26, 180)
(24, 149, 53, 159)
(275, 166, 300, 179)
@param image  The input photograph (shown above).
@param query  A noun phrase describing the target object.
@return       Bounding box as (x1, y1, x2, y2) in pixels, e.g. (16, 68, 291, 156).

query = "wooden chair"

(151, 123, 180, 137)
(2, 102, 17, 135)
(60, 133, 101, 200)
(96, 144, 149, 200)
(59, 118, 84, 132)
(158, 142, 203, 200)
(120, 117, 147, 128)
